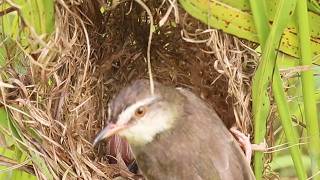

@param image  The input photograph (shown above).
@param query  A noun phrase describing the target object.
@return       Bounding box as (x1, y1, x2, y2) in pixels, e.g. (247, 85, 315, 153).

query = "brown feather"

(109, 80, 255, 180)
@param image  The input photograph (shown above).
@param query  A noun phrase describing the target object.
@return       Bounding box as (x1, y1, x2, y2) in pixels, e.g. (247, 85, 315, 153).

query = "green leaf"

(295, 0, 320, 176)
(249, 0, 307, 179)
(0, 147, 36, 180)
(1, 0, 54, 47)
(0, 108, 53, 180)
(0, 108, 36, 179)
(178, 0, 320, 64)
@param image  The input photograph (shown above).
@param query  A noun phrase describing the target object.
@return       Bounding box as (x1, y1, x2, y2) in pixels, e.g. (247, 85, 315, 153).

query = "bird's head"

(93, 79, 183, 148)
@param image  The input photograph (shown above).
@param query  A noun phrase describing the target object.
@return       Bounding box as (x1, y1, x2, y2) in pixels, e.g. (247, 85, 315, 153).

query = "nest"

(2, 0, 260, 179)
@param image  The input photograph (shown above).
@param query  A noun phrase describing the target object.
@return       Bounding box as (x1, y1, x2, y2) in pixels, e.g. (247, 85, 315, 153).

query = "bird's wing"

(177, 87, 255, 180)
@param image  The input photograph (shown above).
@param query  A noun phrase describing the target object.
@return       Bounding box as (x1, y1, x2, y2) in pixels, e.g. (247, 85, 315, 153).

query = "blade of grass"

(272, 68, 307, 179)
(0, 108, 37, 179)
(296, 0, 320, 177)
(249, 0, 307, 179)
(1, 0, 54, 40)
(14, 0, 54, 35)
(0, 106, 55, 180)
(1, 0, 55, 179)
(248, 1, 270, 179)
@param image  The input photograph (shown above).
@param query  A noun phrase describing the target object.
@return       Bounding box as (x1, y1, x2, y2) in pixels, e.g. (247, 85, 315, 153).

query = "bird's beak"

(93, 123, 128, 146)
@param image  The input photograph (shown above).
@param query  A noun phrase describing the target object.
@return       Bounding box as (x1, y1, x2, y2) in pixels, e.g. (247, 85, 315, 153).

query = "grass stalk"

(272, 68, 307, 179)
(248, 1, 269, 178)
(249, 0, 307, 179)
(296, 0, 320, 177)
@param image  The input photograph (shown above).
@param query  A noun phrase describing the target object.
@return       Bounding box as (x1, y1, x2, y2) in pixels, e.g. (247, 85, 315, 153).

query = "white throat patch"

(116, 96, 175, 145)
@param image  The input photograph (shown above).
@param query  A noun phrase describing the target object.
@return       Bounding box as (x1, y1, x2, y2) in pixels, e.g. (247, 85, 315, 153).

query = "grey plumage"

(96, 79, 255, 180)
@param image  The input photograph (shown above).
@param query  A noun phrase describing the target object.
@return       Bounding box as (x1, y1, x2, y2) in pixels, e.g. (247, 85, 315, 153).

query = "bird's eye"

(134, 106, 147, 118)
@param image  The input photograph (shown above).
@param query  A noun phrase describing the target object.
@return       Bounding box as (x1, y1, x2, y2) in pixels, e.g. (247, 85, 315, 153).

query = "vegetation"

(1, 0, 320, 179)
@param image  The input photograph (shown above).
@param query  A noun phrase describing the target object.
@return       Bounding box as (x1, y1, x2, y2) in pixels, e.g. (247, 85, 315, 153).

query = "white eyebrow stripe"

(117, 96, 158, 125)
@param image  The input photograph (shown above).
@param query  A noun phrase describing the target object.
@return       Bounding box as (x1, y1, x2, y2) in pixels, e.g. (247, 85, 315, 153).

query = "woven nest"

(3, 0, 261, 179)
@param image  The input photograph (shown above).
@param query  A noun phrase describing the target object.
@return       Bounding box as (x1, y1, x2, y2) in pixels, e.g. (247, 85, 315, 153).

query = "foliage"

(180, 0, 320, 179)
(1, 0, 54, 179)
(1, 0, 320, 179)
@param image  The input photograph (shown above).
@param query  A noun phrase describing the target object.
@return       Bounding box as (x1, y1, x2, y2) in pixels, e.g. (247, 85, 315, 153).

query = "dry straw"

(2, 0, 260, 179)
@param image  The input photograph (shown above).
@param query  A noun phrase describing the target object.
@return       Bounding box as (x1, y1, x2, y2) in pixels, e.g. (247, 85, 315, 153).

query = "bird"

(93, 79, 255, 180)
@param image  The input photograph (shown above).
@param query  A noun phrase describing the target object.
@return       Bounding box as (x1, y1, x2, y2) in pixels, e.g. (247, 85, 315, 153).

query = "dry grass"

(2, 0, 260, 179)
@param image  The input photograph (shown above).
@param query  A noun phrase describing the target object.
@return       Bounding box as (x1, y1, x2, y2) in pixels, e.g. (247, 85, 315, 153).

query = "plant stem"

(296, 0, 320, 178)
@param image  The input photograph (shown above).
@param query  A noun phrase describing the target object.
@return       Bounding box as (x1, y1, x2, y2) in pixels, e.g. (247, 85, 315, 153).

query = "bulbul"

(93, 79, 255, 180)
